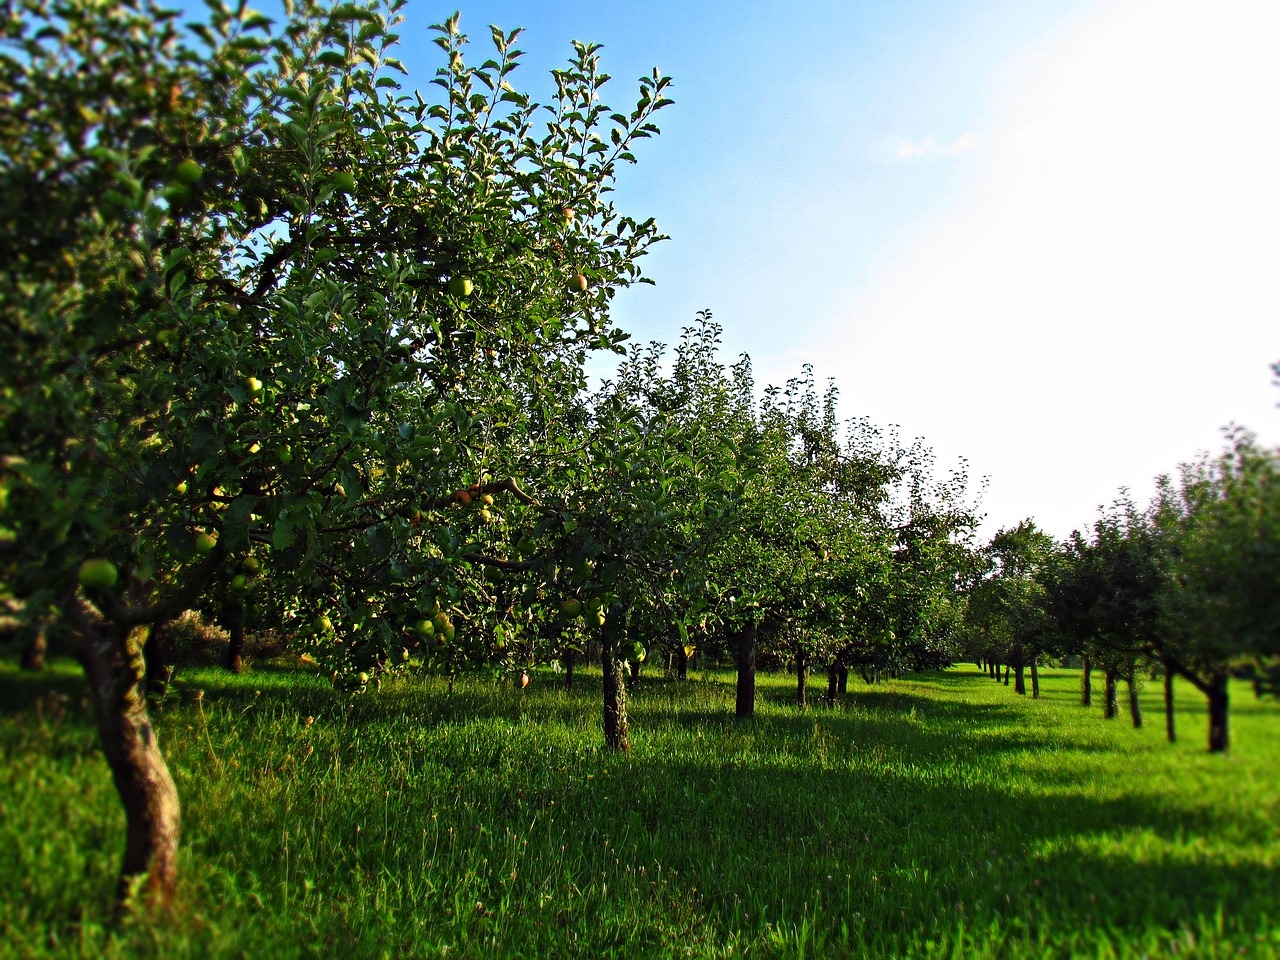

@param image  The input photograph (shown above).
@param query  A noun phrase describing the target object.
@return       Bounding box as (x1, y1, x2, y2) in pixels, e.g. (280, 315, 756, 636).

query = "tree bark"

(224, 603, 246, 674)
(838, 665, 848, 696)
(562, 649, 575, 691)
(674, 643, 688, 681)
(734, 621, 757, 718)
(1207, 672, 1229, 753)
(1126, 671, 1142, 729)
(796, 653, 807, 708)
(1081, 656, 1093, 706)
(1003, 664, 1010, 686)
(826, 661, 839, 707)
(1014, 660, 1026, 696)
(601, 605, 629, 751)
(1163, 667, 1176, 743)
(1030, 659, 1040, 699)
(146, 620, 173, 695)
(21, 624, 47, 671)
(1103, 668, 1118, 719)
(77, 618, 180, 909)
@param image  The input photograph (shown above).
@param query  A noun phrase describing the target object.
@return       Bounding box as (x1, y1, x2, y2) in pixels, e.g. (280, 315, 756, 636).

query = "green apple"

(567, 273, 589, 293)
(78, 558, 118, 590)
(242, 556, 261, 574)
(415, 619, 436, 638)
(332, 171, 356, 193)
(315, 614, 333, 634)
(244, 376, 264, 397)
(448, 276, 473, 297)
(559, 598, 582, 617)
(174, 480, 188, 496)
(175, 158, 203, 185)
(194, 531, 218, 555)
(229, 574, 248, 592)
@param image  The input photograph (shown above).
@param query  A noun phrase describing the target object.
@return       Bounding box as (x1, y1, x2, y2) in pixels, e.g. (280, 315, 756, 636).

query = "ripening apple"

(332, 171, 356, 193)
(415, 619, 436, 638)
(448, 276, 473, 297)
(560, 598, 583, 617)
(194, 531, 218, 555)
(315, 614, 333, 634)
(175, 158, 203, 185)
(78, 558, 118, 590)
(174, 480, 188, 496)
(567, 273, 589, 293)
(242, 556, 261, 574)
(244, 376, 264, 397)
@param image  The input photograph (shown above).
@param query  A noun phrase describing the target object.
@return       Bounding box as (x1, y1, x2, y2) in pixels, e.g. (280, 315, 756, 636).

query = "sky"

(195, 0, 1280, 540)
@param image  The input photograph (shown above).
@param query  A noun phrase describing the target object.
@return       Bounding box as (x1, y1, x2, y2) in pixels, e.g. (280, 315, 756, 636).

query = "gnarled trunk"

(78, 620, 180, 908)
(21, 623, 47, 671)
(1103, 668, 1118, 719)
(601, 606, 629, 751)
(1207, 672, 1229, 753)
(734, 621, 757, 718)
(224, 604, 246, 675)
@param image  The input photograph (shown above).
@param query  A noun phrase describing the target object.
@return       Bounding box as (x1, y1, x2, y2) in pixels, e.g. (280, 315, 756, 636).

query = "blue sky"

(194, 0, 1280, 540)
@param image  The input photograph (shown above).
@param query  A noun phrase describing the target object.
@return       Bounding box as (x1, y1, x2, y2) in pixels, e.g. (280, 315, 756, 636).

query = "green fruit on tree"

(229, 574, 248, 592)
(332, 171, 356, 192)
(174, 480, 188, 496)
(629, 641, 647, 663)
(560, 598, 582, 617)
(443, 623, 456, 643)
(175, 158, 203, 185)
(415, 619, 436, 638)
(194, 531, 218, 555)
(244, 376, 264, 397)
(448, 276, 473, 297)
(315, 614, 333, 634)
(242, 556, 261, 574)
(79, 558, 118, 590)
(568, 273, 589, 293)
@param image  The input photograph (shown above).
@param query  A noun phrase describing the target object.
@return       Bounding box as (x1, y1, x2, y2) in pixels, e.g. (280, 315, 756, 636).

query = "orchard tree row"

(0, 0, 981, 910)
(962, 421, 1280, 754)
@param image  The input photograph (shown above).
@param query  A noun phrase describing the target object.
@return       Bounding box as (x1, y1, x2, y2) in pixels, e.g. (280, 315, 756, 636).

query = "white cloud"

(896, 132, 979, 159)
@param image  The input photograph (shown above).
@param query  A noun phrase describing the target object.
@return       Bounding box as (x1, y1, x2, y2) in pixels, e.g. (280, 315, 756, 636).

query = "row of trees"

(963, 424, 1280, 753)
(0, 0, 981, 909)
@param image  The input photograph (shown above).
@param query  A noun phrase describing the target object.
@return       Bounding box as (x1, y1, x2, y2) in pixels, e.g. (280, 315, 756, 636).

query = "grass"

(0, 660, 1277, 958)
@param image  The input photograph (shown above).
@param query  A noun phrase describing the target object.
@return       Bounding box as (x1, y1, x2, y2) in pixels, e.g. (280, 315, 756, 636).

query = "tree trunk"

(77, 620, 180, 909)
(1163, 667, 1176, 743)
(1030, 659, 1040, 699)
(1126, 671, 1142, 729)
(1003, 664, 1010, 686)
(1014, 660, 1026, 695)
(601, 605, 629, 752)
(146, 621, 173, 695)
(826, 662, 839, 707)
(1206, 672, 1229, 753)
(1103, 668, 1118, 719)
(21, 624, 47, 671)
(838, 665, 848, 695)
(224, 604, 246, 674)
(563, 649, 574, 691)
(674, 643, 688, 681)
(734, 621, 757, 718)
(1081, 656, 1093, 707)
(796, 653, 807, 708)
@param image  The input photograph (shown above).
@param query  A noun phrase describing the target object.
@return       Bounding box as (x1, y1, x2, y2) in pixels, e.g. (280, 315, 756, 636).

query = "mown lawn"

(1, 660, 1276, 958)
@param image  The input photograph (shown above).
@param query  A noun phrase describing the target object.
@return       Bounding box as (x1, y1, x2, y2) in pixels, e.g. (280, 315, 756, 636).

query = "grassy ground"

(0, 660, 1276, 959)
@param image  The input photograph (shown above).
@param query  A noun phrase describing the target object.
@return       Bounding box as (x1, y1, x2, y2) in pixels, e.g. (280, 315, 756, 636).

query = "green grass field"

(1, 660, 1276, 958)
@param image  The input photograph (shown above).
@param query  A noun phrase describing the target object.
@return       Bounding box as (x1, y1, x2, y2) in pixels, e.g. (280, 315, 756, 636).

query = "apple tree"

(0, 0, 671, 905)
